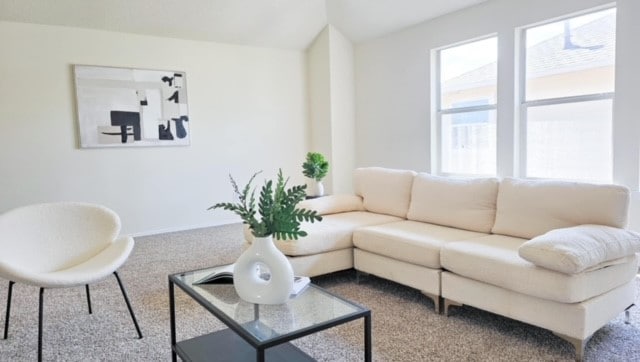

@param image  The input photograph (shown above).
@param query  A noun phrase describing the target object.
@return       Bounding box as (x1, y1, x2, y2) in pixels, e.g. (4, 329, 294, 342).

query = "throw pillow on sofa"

(518, 224, 640, 274)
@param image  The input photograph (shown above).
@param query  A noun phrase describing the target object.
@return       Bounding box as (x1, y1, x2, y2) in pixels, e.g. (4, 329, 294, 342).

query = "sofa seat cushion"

(353, 221, 488, 269)
(275, 211, 402, 256)
(441, 234, 639, 303)
(407, 173, 498, 233)
(519, 225, 640, 274)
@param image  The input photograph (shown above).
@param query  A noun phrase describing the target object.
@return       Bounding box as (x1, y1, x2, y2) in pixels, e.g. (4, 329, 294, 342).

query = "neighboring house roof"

(443, 13, 615, 92)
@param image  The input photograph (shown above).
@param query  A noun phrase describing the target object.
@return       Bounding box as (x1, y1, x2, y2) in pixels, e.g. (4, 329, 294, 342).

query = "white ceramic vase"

(306, 178, 324, 197)
(233, 235, 294, 304)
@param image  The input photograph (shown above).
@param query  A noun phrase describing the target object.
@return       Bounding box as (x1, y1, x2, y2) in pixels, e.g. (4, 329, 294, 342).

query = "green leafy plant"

(209, 169, 322, 240)
(302, 152, 329, 181)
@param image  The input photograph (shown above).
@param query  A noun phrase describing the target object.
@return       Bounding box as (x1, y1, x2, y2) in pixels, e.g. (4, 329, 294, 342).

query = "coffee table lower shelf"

(174, 328, 315, 362)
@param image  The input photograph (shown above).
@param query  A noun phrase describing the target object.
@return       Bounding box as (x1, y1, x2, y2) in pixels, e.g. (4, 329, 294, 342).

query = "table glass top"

(171, 265, 368, 344)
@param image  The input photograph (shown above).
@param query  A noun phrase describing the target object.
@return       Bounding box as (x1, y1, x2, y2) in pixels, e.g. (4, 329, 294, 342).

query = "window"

(521, 8, 616, 182)
(436, 37, 497, 175)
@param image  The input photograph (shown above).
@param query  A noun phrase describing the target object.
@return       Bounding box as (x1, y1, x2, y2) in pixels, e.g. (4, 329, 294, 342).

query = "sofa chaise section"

(281, 167, 417, 277)
(281, 210, 403, 277)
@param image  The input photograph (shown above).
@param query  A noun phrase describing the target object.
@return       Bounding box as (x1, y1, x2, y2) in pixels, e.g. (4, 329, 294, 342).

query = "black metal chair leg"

(113, 272, 142, 339)
(4, 281, 14, 339)
(38, 288, 44, 362)
(85, 285, 92, 314)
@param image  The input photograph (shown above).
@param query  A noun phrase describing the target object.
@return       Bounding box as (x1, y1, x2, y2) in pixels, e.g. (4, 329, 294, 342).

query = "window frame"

(433, 34, 498, 177)
(517, 7, 616, 182)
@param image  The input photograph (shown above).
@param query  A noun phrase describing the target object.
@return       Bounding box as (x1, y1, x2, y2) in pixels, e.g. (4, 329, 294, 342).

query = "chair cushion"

(407, 173, 498, 233)
(353, 220, 487, 269)
(274, 211, 402, 256)
(354, 167, 417, 218)
(441, 234, 639, 303)
(518, 225, 640, 274)
(0, 202, 120, 273)
(1, 236, 134, 288)
(492, 178, 629, 239)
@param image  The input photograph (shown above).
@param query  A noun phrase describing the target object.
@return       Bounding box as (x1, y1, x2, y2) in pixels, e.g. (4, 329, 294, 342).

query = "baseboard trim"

(127, 220, 240, 238)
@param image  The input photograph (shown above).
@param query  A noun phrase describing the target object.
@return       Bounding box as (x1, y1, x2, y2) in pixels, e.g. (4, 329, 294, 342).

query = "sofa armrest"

(518, 224, 640, 274)
(297, 194, 364, 216)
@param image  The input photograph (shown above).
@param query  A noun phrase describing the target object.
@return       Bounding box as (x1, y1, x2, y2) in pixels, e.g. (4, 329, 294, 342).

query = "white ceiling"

(0, 0, 486, 50)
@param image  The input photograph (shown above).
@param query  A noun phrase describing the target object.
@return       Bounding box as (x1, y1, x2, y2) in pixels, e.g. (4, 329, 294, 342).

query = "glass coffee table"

(169, 265, 372, 361)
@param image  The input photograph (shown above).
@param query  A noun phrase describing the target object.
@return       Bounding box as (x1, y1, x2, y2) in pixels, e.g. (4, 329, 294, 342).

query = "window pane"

(526, 100, 612, 182)
(441, 110, 496, 174)
(525, 8, 616, 101)
(440, 37, 497, 110)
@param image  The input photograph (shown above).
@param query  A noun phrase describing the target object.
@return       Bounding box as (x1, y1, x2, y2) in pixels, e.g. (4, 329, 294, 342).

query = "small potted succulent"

(210, 169, 322, 304)
(302, 152, 329, 197)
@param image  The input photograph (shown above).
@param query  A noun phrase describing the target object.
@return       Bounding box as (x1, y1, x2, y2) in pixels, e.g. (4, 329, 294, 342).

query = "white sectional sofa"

(269, 167, 640, 360)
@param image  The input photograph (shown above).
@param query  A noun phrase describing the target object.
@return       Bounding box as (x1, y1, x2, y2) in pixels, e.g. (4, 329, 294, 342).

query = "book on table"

(193, 264, 235, 284)
(193, 263, 311, 297)
(291, 276, 310, 296)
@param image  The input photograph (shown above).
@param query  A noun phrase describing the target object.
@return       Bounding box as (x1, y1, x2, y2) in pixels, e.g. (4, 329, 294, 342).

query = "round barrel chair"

(0, 202, 142, 361)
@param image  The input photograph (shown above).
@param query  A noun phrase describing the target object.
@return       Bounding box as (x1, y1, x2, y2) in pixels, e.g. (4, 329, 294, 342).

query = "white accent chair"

(0, 202, 142, 361)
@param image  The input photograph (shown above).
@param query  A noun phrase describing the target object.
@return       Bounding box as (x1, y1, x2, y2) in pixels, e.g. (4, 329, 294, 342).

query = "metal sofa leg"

(85, 285, 92, 314)
(553, 332, 588, 362)
(4, 281, 14, 339)
(38, 288, 44, 362)
(443, 298, 463, 316)
(356, 270, 369, 284)
(624, 303, 634, 324)
(113, 272, 143, 339)
(421, 291, 441, 314)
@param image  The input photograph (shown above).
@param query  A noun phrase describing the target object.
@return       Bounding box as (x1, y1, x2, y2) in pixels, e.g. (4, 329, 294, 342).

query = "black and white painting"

(74, 65, 190, 148)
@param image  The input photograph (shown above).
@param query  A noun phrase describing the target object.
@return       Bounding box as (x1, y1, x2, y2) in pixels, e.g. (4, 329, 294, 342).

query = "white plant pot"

(306, 178, 324, 197)
(233, 235, 294, 304)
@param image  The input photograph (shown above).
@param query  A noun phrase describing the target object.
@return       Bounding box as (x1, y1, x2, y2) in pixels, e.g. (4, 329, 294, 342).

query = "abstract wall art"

(74, 65, 190, 148)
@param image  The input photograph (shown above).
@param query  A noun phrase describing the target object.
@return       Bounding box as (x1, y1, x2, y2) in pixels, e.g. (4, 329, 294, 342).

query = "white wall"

(307, 25, 356, 194)
(355, 0, 640, 230)
(307, 27, 334, 192)
(328, 26, 356, 194)
(613, 0, 640, 230)
(0, 21, 309, 236)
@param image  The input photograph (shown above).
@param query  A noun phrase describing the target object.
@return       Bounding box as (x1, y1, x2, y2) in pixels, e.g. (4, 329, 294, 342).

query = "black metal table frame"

(169, 270, 372, 362)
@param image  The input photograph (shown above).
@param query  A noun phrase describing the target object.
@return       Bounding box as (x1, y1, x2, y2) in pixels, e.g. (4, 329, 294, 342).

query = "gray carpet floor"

(1, 223, 639, 361)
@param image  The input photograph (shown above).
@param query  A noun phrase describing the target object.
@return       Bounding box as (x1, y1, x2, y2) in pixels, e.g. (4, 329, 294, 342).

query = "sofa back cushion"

(492, 178, 630, 239)
(354, 167, 417, 218)
(407, 173, 499, 233)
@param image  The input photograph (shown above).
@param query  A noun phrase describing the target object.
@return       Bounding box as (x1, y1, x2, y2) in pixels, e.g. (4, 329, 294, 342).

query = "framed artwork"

(74, 65, 190, 148)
